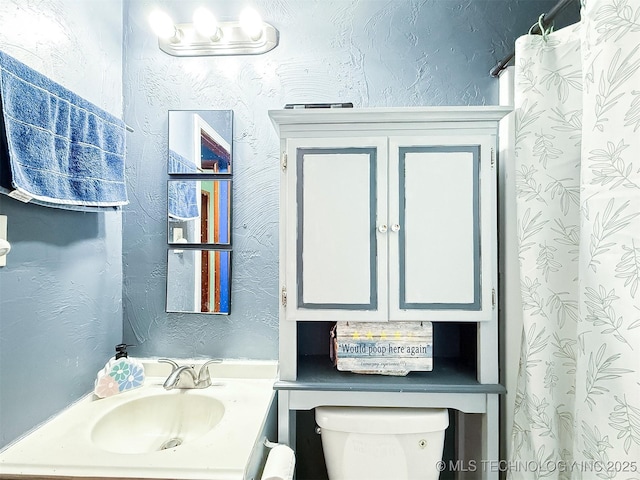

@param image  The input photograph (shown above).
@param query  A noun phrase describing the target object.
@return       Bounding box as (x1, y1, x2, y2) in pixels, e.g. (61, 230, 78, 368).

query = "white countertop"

(0, 359, 278, 480)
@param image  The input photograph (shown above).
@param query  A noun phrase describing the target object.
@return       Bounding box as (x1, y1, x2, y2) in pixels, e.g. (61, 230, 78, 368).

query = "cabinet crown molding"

(269, 106, 512, 133)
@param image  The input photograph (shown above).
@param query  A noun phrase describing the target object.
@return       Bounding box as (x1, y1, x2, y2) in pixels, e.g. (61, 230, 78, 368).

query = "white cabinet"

(270, 107, 510, 480)
(273, 108, 507, 323)
(283, 137, 388, 322)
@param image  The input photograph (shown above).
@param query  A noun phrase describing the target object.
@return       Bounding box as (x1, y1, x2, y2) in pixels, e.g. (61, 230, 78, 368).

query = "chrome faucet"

(159, 358, 222, 390)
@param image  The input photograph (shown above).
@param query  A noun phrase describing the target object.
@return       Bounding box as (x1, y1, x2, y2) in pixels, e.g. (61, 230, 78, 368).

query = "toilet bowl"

(315, 406, 448, 480)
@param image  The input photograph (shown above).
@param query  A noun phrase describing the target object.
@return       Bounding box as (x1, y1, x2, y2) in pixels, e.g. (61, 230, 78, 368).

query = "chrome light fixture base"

(158, 21, 279, 57)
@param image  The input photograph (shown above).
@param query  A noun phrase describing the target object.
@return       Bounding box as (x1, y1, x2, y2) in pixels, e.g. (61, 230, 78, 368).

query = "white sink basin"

(91, 392, 225, 454)
(0, 359, 278, 480)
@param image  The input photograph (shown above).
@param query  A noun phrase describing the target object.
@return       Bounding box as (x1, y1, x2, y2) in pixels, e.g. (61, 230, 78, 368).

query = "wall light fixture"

(149, 7, 278, 57)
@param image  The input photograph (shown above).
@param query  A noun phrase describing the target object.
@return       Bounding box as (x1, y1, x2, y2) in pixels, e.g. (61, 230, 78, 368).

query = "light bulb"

(239, 7, 263, 40)
(149, 10, 180, 42)
(193, 7, 221, 40)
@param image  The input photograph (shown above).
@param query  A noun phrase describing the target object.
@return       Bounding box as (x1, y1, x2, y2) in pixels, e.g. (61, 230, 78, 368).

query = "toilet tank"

(315, 407, 449, 480)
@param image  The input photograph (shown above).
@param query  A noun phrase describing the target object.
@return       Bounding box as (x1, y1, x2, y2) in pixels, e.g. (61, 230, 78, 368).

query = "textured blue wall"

(122, 0, 578, 360)
(0, 0, 123, 448)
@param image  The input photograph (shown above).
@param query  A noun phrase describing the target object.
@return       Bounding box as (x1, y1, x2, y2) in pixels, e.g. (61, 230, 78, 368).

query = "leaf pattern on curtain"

(509, 0, 640, 478)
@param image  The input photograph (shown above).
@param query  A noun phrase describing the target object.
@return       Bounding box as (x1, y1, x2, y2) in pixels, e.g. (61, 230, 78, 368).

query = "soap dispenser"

(94, 344, 145, 398)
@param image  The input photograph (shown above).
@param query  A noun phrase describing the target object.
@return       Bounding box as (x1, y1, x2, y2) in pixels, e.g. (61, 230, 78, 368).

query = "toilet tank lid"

(315, 407, 449, 434)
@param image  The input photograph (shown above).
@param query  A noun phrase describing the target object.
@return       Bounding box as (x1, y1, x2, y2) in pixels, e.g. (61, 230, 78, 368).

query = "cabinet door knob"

(378, 224, 388, 233)
(391, 223, 401, 232)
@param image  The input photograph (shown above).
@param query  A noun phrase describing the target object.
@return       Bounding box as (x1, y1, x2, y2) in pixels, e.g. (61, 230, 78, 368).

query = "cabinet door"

(283, 138, 388, 322)
(388, 136, 496, 321)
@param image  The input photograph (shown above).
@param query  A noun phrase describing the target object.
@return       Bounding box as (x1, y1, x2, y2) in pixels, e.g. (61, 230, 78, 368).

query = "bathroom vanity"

(269, 106, 510, 480)
(0, 359, 278, 480)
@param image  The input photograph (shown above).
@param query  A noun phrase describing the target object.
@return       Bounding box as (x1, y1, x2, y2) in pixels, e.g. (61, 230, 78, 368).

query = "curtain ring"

(537, 13, 547, 35)
(528, 16, 540, 35)
(528, 13, 553, 42)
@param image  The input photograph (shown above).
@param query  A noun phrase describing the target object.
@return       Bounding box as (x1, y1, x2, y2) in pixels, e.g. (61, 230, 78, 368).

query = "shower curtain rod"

(489, 0, 577, 77)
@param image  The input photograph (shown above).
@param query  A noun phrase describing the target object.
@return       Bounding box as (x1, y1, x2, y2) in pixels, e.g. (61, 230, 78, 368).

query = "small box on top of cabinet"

(330, 321, 433, 376)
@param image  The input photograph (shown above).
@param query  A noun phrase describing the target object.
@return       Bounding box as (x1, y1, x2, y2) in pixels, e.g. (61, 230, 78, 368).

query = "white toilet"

(315, 406, 449, 480)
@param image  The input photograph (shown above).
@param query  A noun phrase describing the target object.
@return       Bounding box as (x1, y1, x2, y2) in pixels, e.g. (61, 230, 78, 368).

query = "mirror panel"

(168, 180, 231, 245)
(166, 249, 231, 314)
(167, 110, 233, 314)
(168, 110, 233, 174)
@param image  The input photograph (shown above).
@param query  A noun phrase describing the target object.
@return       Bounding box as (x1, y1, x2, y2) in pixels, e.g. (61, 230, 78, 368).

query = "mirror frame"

(168, 110, 233, 175)
(166, 248, 232, 314)
(166, 110, 234, 315)
(168, 179, 232, 246)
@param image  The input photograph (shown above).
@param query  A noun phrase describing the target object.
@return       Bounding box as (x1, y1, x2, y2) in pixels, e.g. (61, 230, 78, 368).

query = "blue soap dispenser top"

(94, 344, 145, 398)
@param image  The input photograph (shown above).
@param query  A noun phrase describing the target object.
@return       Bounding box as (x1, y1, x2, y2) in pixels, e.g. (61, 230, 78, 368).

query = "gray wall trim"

(296, 147, 378, 310)
(398, 145, 481, 310)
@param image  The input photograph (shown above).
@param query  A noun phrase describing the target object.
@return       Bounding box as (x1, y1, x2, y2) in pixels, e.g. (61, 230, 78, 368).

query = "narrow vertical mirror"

(168, 110, 233, 174)
(166, 249, 231, 314)
(168, 180, 231, 245)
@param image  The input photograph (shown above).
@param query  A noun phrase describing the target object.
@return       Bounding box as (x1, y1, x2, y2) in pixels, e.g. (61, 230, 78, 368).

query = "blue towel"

(168, 148, 198, 175)
(168, 149, 199, 221)
(0, 51, 127, 210)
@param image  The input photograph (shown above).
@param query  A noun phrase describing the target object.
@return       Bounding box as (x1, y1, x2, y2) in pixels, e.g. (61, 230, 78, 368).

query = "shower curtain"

(510, 0, 640, 478)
